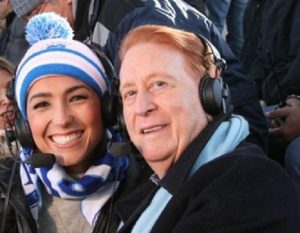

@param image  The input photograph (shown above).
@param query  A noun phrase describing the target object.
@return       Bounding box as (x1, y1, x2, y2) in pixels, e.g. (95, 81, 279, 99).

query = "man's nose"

(135, 91, 156, 116)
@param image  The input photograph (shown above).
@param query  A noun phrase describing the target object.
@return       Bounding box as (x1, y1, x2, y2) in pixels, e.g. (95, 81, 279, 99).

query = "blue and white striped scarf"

(20, 131, 128, 226)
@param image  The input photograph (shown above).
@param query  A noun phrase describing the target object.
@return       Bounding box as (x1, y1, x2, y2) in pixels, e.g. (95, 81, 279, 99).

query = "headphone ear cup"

(101, 91, 119, 126)
(6, 68, 35, 148)
(13, 114, 35, 148)
(87, 46, 122, 127)
(199, 76, 230, 115)
(117, 107, 128, 136)
(101, 91, 130, 143)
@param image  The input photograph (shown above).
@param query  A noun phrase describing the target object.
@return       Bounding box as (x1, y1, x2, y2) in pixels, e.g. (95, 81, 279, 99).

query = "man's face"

(24, 0, 74, 27)
(119, 42, 209, 178)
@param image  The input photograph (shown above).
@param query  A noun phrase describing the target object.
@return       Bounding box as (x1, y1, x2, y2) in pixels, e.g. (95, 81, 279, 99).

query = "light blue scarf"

(20, 130, 128, 226)
(130, 115, 249, 233)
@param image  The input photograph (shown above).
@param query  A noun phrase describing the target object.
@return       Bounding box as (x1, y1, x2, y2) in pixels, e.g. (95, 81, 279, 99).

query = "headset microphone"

(26, 153, 56, 168)
(5, 128, 56, 168)
(110, 142, 132, 157)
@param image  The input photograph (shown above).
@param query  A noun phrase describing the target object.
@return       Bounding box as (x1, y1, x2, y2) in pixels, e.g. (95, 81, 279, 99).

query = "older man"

(116, 24, 300, 233)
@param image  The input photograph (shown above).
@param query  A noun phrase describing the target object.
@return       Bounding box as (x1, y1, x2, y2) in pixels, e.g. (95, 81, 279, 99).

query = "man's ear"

(207, 114, 213, 122)
(214, 67, 221, 78)
(207, 63, 221, 79)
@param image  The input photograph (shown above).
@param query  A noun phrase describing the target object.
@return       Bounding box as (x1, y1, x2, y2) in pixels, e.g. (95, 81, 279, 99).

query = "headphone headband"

(196, 34, 227, 72)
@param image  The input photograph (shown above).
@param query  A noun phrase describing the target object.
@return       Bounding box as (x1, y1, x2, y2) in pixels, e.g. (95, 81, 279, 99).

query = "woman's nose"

(52, 104, 73, 127)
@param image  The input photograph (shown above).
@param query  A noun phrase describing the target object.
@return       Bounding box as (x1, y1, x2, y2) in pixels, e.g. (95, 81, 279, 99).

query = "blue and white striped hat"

(14, 13, 110, 119)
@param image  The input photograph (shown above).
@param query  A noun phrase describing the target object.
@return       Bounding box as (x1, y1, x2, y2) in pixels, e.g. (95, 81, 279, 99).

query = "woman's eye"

(70, 95, 88, 102)
(32, 101, 49, 110)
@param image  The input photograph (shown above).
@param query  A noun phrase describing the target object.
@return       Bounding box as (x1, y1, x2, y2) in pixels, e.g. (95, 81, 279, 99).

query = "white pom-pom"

(25, 12, 74, 45)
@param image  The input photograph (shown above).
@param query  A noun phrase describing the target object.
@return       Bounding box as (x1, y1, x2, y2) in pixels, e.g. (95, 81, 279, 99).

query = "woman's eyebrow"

(28, 85, 88, 103)
(65, 85, 88, 94)
(28, 92, 51, 103)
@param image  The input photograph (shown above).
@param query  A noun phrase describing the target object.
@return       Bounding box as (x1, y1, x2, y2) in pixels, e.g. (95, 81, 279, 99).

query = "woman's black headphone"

(6, 47, 121, 149)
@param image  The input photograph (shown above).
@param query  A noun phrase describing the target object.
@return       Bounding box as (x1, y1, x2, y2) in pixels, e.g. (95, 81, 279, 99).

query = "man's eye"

(150, 80, 168, 93)
(123, 90, 136, 99)
(154, 80, 167, 88)
(121, 90, 136, 103)
(127, 91, 136, 97)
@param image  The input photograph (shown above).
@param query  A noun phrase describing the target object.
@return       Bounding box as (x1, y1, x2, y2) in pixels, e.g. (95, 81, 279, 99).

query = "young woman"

(0, 13, 138, 233)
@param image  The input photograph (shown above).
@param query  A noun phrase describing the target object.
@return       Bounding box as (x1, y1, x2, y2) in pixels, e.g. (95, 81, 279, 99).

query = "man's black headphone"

(200, 75, 231, 115)
(6, 47, 121, 149)
(196, 34, 231, 116)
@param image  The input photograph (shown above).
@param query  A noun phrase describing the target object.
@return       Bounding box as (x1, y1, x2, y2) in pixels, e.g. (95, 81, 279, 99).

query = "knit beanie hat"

(10, 0, 43, 17)
(14, 12, 110, 119)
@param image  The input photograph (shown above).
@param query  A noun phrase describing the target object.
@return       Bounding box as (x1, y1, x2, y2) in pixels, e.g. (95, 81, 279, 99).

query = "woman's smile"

(50, 130, 83, 147)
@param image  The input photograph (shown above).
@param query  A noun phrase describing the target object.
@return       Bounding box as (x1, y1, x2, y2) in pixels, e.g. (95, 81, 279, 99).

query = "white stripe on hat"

(16, 51, 107, 99)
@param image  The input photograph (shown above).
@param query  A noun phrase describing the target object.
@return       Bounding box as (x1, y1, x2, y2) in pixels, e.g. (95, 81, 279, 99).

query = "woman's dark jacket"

(0, 159, 37, 233)
(115, 138, 300, 233)
(0, 156, 147, 233)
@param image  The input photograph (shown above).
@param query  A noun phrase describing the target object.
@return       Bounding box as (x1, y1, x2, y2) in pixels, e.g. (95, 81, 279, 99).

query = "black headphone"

(200, 76, 231, 115)
(197, 34, 231, 116)
(6, 47, 121, 149)
(90, 47, 122, 127)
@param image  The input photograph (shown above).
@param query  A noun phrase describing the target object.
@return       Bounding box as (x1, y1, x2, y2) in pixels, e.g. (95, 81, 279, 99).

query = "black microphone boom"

(26, 153, 56, 168)
(110, 142, 132, 156)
